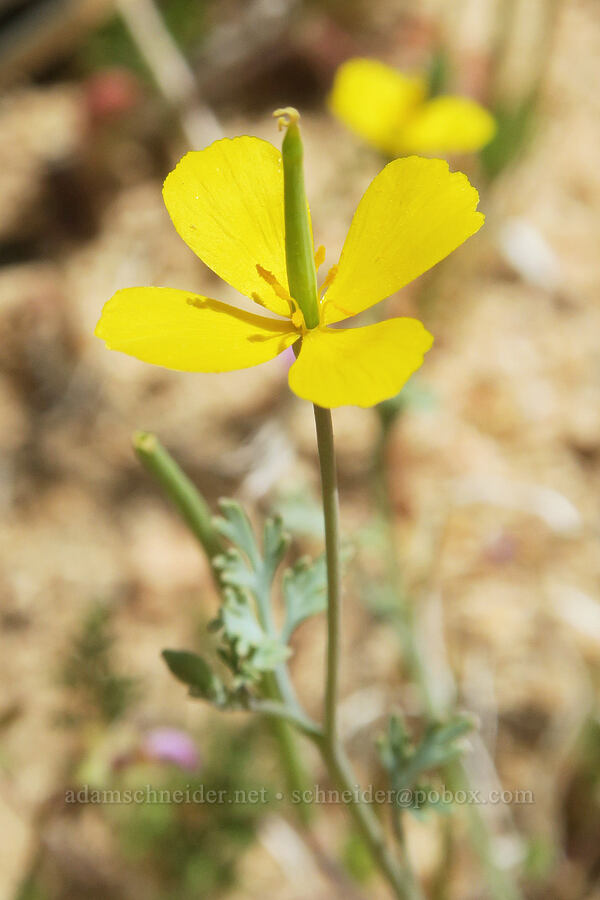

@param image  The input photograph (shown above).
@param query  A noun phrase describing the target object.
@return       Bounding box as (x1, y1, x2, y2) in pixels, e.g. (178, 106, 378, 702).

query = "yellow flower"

(329, 57, 496, 157)
(95, 131, 484, 408)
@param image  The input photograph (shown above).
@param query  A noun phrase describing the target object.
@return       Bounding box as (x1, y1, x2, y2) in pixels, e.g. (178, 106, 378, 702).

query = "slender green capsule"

(275, 108, 320, 330)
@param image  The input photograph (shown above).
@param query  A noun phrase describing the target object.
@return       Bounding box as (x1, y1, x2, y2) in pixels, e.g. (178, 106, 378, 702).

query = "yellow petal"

(95, 288, 297, 372)
(163, 137, 290, 317)
(322, 156, 483, 325)
(328, 58, 426, 155)
(399, 96, 496, 154)
(288, 318, 433, 408)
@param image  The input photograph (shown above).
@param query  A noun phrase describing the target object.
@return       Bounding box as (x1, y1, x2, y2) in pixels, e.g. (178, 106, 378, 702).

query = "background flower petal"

(328, 58, 426, 155)
(322, 156, 484, 325)
(163, 137, 290, 317)
(288, 318, 433, 408)
(95, 288, 297, 372)
(399, 96, 497, 154)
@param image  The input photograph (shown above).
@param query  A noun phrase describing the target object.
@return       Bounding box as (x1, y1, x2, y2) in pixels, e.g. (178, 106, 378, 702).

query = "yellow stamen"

(256, 264, 305, 327)
(314, 245, 326, 271)
(273, 107, 300, 131)
(256, 264, 292, 303)
(320, 263, 338, 297)
(291, 310, 304, 329)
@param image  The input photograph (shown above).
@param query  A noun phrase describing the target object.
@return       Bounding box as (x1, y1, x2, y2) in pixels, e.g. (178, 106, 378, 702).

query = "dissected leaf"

(213, 510, 288, 599)
(282, 555, 327, 640)
(251, 637, 291, 671)
(379, 713, 475, 818)
(379, 713, 475, 793)
(379, 714, 412, 774)
(216, 589, 290, 677)
(213, 500, 260, 568)
(214, 548, 258, 594)
(220, 590, 266, 656)
(262, 516, 290, 585)
(209, 498, 326, 686)
(212, 507, 291, 679)
(415, 717, 475, 772)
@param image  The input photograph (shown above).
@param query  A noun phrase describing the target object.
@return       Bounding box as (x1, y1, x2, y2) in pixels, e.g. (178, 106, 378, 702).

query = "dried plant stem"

(116, 0, 221, 149)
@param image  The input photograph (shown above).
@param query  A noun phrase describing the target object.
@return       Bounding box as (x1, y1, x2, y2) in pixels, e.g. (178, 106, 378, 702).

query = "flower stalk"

(313, 404, 341, 745)
(280, 109, 423, 900)
(311, 407, 423, 900)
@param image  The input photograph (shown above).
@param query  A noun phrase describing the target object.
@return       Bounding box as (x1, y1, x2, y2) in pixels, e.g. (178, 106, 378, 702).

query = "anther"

(320, 264, 338, 297)
(256, 264, 304, 325)
(290, 310, 304, 329)
(256, 264, 291, 303)
(314, 245, 326, 271)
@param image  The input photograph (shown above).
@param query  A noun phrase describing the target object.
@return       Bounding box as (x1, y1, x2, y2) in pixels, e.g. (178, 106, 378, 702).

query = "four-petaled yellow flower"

(329, 58, 496, 157)
(95, 130, 484, 408)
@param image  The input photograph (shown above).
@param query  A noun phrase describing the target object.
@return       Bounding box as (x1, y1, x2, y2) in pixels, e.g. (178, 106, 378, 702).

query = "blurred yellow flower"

(329, 57, 496, 157)
(95, 136, 483, 408)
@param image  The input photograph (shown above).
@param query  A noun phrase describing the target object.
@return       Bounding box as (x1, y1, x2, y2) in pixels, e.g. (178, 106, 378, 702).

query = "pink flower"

(142, 728, 201, 771)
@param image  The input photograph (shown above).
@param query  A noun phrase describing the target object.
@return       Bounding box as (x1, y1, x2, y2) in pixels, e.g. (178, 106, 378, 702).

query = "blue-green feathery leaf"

(282, 555, 327, 641)
(379, 713, 475, 817)
(214, 500, 261, 568)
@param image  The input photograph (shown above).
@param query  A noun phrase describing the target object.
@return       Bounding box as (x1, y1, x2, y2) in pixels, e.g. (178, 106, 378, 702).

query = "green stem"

(313, 404, 342, 744)
(277, 107, 421, 898)
(250, 698, 322, 740)
(134, 431, 223, 565)
(317, 739, 423, 900)
(270, 717, 315, 826)
(313, 407, 423, 900)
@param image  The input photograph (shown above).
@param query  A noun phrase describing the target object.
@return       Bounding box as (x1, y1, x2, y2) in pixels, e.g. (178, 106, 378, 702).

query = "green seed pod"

(275, 108, 320, 330)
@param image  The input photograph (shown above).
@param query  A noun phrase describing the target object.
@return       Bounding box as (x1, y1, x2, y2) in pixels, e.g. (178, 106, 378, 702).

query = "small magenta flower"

(329, 58, 496, 157)
(95, 108, 484, 408)
(142, 727, 200, 771)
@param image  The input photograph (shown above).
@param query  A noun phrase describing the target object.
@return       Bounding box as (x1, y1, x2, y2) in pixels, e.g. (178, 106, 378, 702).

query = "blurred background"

(1, 0, 599, 898)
